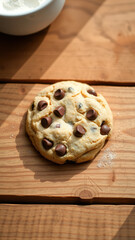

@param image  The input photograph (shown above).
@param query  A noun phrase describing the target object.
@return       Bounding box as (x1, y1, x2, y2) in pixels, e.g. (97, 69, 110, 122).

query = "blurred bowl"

(0, 0, 65, 36)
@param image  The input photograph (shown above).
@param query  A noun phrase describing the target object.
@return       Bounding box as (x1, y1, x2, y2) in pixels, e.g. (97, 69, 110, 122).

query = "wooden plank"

(0, 0, 135, 84)
(0, 84, 135, 204)
(0, 204, 135, 240)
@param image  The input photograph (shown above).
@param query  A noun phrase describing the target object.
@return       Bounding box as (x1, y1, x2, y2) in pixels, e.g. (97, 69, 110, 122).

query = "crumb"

(97, 148, 116, 168)
(9, 134, 14, 139)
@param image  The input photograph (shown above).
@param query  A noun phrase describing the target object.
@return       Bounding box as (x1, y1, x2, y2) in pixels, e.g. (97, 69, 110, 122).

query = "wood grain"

(0, 84, 135, 203)
(0, 204, 135, 240)
(1, 0, 135, 84)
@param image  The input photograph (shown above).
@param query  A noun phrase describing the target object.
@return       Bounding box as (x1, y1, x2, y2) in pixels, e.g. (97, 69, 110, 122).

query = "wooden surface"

(0, 83, 135, 204)
(0, 0, 135, 237)
(0, 204, 135, 240)
(1, 0, 135, 84)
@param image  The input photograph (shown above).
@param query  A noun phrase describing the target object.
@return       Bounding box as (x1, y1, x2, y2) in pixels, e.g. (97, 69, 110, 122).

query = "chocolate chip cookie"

(26, 81, 113, 164)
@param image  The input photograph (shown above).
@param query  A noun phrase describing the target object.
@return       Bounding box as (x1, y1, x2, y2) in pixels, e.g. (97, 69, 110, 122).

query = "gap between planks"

(0, 196, 135, 205)
(1, 79, 135, 86)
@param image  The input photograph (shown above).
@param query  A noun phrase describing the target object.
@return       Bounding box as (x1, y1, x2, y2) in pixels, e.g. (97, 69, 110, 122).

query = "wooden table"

(0, 0, 135, 239)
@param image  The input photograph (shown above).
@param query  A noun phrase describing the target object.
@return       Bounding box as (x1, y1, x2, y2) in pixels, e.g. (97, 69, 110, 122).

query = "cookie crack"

(70, 140, 104, 162)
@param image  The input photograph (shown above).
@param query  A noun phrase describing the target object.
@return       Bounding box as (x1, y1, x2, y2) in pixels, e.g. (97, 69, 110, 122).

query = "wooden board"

(1, 0, 135, 84)
(0, 204, 135, 240)
(0, 84, 135, 204)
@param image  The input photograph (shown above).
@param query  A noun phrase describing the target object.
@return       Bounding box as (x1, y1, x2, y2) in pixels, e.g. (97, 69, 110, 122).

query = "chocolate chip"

(38, 101, 48, 111)
(41, 117, 52, 128)
(100, 124, 110, 135)
(55, 144, 67, 156)
(78, 103, 83, 109)
(54, 106, 65, 118)
(74, 125, 86, 137)
(56, 124, 60, 128)
(54, 89, 65, 100)
(102, 121, 106, 125)
(87, 89, 97, 96)
(42, 138, 53, 150)
(68, 87, 74, 92)
(86, 109, 97, 121)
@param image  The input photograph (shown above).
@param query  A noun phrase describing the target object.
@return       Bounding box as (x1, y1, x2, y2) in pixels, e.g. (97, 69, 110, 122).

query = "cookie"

(26, 81, 113, 164)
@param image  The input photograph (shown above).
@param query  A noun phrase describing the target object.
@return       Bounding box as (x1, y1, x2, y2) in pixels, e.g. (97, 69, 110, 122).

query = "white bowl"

(0, 0, 65, 36)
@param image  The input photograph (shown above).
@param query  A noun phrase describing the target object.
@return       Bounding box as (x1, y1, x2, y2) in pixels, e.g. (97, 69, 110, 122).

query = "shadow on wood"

(0, 83, 34, 126)
(112, 207, 135, 240)
(0, 27, 49, 80)
(0, 0, 106, 81)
